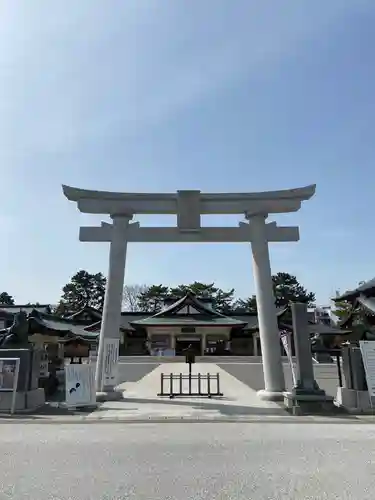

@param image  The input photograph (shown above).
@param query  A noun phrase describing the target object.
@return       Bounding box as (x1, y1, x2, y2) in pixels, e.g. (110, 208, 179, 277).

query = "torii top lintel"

(62, 184, 316, 216)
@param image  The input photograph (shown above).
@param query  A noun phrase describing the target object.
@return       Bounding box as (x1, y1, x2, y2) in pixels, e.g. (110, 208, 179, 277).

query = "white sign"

(103, 338, 119, 386)
(0, 358, 20, 414)
(280, 331, 297, 386)
(39, 360, 49, 378)
(39, 352, 49, 378)
(359, 341, 375, 398)
(65, 363, 96, 407)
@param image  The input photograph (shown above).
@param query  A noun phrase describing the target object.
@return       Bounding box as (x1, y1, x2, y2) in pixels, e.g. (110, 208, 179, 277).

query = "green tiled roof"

(132, 315, 245, 326)
(28, 310, 99, 340)
(131, 291, 247, 327)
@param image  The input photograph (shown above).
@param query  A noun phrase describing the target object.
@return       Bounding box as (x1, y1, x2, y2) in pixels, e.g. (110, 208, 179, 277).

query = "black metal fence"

(158, 372, 223, 398)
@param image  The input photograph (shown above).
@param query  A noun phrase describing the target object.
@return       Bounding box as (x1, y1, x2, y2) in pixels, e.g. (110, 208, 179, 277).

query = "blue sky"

(1, 0, 374, 306)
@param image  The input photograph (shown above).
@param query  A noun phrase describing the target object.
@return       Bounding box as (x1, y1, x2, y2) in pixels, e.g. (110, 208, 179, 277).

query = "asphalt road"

(2, 422, 375, 499)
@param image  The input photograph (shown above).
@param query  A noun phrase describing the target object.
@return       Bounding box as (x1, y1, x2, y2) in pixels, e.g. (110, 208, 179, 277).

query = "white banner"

(65, 363, 96, 407)
(103, 338, 119, 386)
(280, 331, 297, 386)
(359, 341, 375, 398)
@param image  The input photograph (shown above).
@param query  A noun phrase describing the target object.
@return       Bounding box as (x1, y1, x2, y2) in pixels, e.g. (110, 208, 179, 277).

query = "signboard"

(103, 338, 119, 386)
(39, 360, 49, 378)
(176, 336, 200, 342)
(280, 331, 297, 386)
(149, 335, 170, 349)
(149, 327, 172, 335)
(150, 348, 169, 356)
(359, 341, 375, 398)
(39, 352, 49, 378)
(65, 363, 96, 407)
(0, 358, 20, 414)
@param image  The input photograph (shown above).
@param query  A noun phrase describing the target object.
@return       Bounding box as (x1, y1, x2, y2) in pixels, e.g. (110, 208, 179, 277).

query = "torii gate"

(62, 184, 316, 401)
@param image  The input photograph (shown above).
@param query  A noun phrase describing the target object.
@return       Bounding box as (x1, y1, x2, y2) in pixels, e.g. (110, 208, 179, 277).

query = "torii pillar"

(94, 214, 132, 397)
(249, 214, 285, 399)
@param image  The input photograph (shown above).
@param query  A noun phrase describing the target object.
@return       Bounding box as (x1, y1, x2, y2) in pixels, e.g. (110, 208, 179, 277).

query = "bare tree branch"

(122, 284, 149, 312)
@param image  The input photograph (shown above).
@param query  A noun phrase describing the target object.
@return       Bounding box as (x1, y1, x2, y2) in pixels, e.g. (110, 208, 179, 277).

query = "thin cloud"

(2, 0, 373, 155)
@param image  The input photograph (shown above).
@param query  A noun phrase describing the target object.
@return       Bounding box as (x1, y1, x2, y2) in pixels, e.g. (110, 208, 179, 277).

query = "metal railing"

(158, 372, 223, 398)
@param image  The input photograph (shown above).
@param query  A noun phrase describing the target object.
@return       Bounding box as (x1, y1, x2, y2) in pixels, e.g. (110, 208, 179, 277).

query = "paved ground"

(38, 358, 344, 422)
(2, 422, 375, 499)
(91, 362, 289, 421)
(117, 362, 160, 383)
(116, 359, 340, 397)
(69, 359, 342, 421)
(220, 363, 340, 398)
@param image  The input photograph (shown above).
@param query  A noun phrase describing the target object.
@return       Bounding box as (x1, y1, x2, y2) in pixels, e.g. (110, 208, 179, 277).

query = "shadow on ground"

(96, 396, 289, 416)
(0, 399, 360, 421)
(0, 404, 96, 419)
(93, 397, 359, 420)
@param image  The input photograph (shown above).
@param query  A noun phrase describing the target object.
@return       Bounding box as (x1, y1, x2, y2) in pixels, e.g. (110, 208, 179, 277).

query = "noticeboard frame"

(0, 357, 21, 414)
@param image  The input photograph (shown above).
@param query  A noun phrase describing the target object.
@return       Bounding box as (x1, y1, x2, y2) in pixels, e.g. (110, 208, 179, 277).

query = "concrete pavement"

(117, 361, 161, 383)
(0, 358, 348, 422)
(2, 422, 375, 498)
(62, 359, 349, 423)
(89, 362, 289, 421)
(221, 362, 340, 398)
(115, 357, 340, 392)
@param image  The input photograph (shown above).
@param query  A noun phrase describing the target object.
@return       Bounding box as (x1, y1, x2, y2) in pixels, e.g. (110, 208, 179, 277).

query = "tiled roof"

(132, 315, 246, 326)
(131, 292, 247, 327)
(335, 278, 375, 301)
(357, 295, 375, 315)
(65, 306, 103, 321)
(29, 314, 99, 339)
(0, 305, 51, 315)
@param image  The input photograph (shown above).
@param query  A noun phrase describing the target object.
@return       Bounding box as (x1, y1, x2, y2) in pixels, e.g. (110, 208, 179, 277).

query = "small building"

(334, 278, 375, 341)
(0, 304, 51, 330)
(0, 305, 99, 359)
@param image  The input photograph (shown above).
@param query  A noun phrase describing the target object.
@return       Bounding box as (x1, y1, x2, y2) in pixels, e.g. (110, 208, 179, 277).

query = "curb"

(0, 415, 374, 424)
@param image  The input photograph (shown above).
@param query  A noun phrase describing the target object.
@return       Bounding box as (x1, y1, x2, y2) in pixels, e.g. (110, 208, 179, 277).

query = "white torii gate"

(62, 184, 316, 401)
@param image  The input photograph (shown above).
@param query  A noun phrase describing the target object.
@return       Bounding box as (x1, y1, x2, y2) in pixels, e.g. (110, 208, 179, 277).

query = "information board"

(0, 357, 20, 414)
(65, 363, 96, 407)
(39, 352, 49, 378)
(103, 338, 119, 386)
(359, 341, 375, 398)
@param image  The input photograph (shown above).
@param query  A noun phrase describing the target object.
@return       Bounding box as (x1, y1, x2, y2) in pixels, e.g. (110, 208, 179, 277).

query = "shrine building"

(0, 292, 345, 358)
